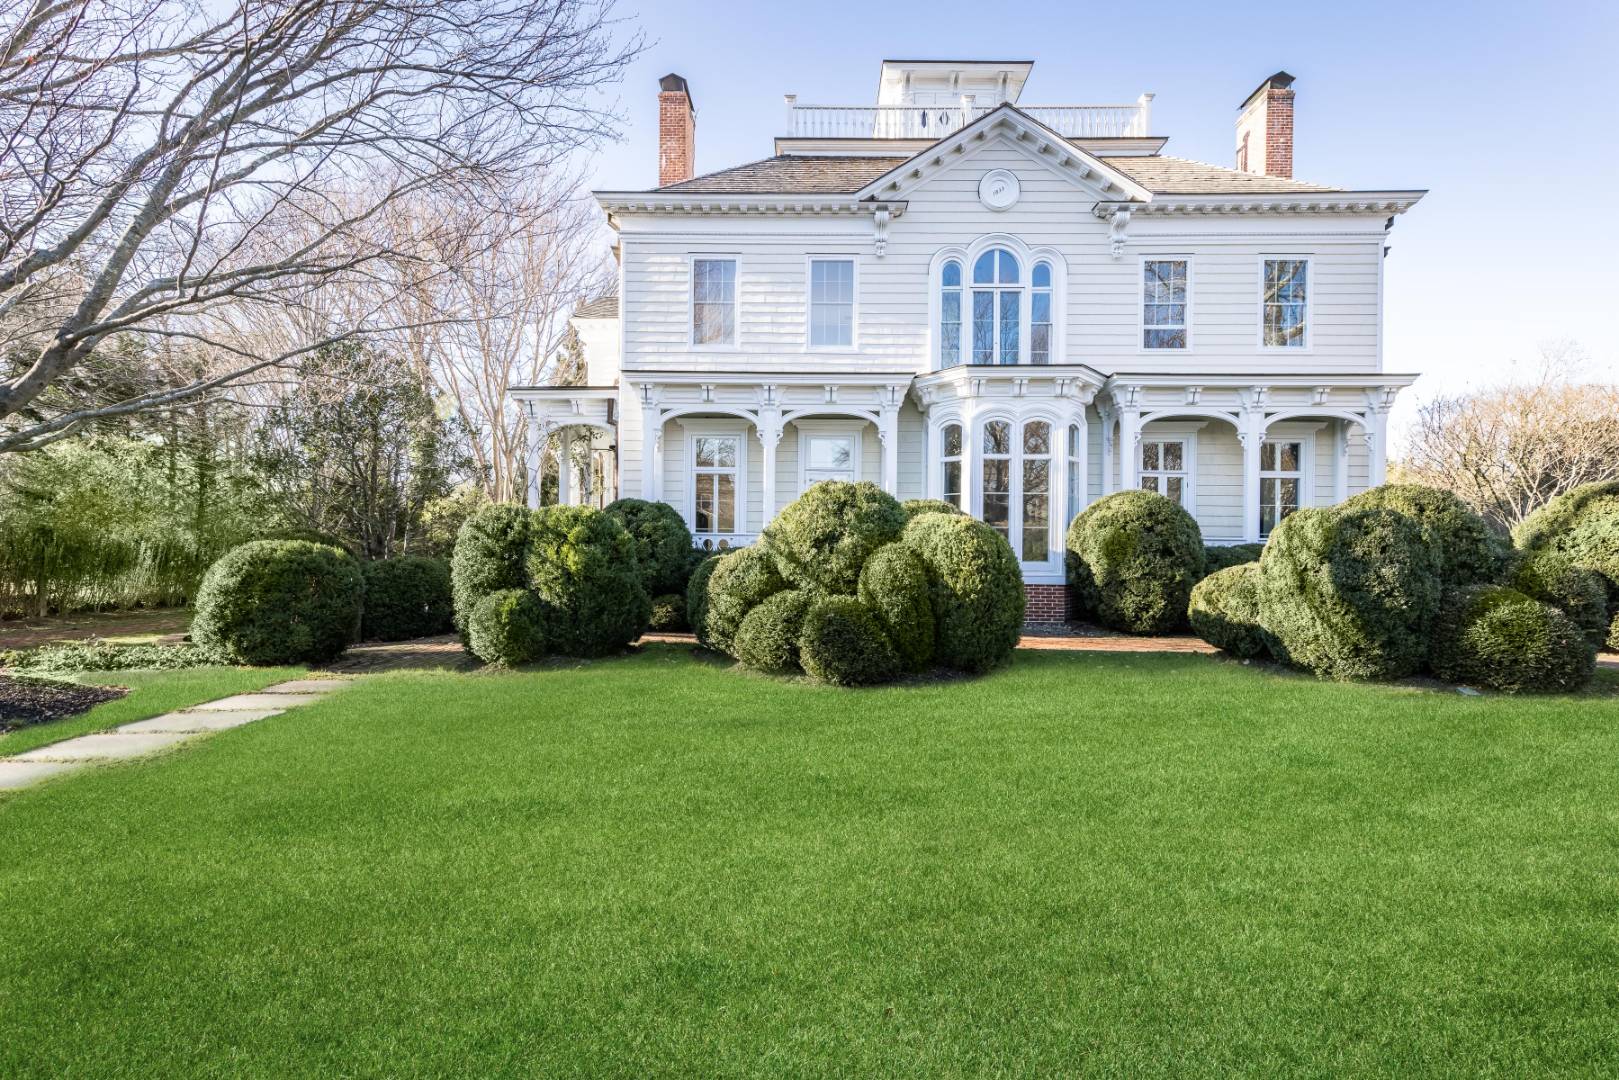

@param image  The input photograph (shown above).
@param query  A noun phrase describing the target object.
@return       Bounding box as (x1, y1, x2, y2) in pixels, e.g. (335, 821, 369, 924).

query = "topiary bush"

(797, 595, 901, 687)
(900, 512, 1024, 674)
(762, 481, 907, 594)
(1065, 490, 1206, 634)
(361, 556, 454, 642)
(192, 540, 364, 665)
(686, 554, 723, 647)
(1514, 480, 1619, 609)
(524, 506, 650, 657)
(1188, 563, 1273, 660)
(703, 546, 787, 657)
(901, 498, 963, 519)
(1342, 484, 1506, 590)
(857, 544, 934, 672)
(1257, 507, 1441, 681)
(1510, 550, 1609, 649)
(1429, 585, 1595, 693)
(604, 498, 696, 597)
(733, 589, 816, 673)
(1202, 543, 1265, 578)
(450, 503, 532, 643)
(466, 588, 550, 666)
(648, 593, 689, 632)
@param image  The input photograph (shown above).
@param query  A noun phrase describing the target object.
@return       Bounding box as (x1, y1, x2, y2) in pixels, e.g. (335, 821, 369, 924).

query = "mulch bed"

(0, 675, 127, 734)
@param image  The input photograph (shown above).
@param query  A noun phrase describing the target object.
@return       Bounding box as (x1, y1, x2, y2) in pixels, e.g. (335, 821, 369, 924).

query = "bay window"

(1020, 421, 1052, 562)
(970, 417, 1056, 565)
(941, 422, 963, 509)
(981, 420, 1012, 538)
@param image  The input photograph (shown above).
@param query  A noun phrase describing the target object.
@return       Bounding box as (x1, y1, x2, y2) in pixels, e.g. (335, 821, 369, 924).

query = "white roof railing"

(783, 95, 1154, 140)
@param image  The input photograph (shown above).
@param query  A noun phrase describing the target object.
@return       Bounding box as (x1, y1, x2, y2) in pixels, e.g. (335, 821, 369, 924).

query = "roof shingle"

(574, 295, 619, 319)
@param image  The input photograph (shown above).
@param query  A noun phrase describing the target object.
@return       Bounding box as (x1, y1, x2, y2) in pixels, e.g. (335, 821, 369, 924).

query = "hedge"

(1513, 479, 1619, 607)
(1430, 586, 1595, 693)
(1066, 490, 1205, 634)
(450, 503, 532, 642)
(686, 554, 723, 647)
(1202, 543, 1265, 578)
(466, 588, 550, 666)
(1187, 563, 1272, 660)
(648, 593, 689, 632)
(524, 506, 649, 657)
(762, 481, 907, 594)
(1257, 506, 1441, 681)
(703, 546, 787, 657)
(797, 595, 901, 687)
(192, 540, 364, 665)
(1510, 550, 1610, 649)
(733, 589, 815, 673)
(900, 512, 1024, 674)
(1342, 484, 1505, 590)
(857, 545, 935, 672)
(361, 556, 453, 642)
(604, 498, 696, 597)
(901, 498, 963, 519)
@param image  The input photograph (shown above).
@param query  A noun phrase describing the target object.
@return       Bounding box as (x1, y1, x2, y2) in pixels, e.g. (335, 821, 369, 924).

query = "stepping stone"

(191, 693, 327, 711)
(14, 730, 197, 762)
(0, 759, 83, 790)
(261, 679, 351, 694)
(117, 709, 282, 734)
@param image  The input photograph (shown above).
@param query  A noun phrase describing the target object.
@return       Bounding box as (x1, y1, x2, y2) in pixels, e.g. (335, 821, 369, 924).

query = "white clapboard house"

(513, 60, 1424, 617)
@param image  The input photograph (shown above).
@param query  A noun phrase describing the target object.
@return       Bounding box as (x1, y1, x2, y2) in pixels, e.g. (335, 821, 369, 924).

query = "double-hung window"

(971, 248, 1021, 364)
(1262, 258, 1308, 348)
(1259, 439, 1303, 536)
(692, 435, 739, 536)
(808, 258, 854, 348)
(1140, 439, 1188, 506)
(692, 258, 736, 346)
(1142, 259, 1188, 349)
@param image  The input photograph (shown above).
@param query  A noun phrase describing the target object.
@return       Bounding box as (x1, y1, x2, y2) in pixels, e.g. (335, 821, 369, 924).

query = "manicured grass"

(1, 646, 1617, 1077)
(0, 666, 305, 758)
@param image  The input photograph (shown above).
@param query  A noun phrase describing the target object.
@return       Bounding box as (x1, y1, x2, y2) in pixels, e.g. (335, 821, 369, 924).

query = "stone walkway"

(0, 677, 350, 792)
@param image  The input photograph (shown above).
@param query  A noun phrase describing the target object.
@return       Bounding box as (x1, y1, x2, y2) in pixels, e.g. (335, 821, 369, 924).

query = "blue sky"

(583, 0, 1619, 433)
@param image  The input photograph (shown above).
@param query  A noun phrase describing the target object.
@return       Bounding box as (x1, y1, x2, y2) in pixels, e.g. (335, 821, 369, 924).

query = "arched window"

(1020, 421, 1052, 562)
(971, 248, 1020, 364)
(1031, 261, 1053, 364)
(1066, 423, 1083, 525)
(941, 422, 963, 509)
(981, 420, 1012, 540)
(939, 260, 962, 366)
(973, 417, 1056, 564)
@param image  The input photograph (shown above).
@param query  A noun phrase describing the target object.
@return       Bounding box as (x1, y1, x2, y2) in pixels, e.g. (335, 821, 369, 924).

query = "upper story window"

(1142, 259, 1188, 349)
(692, 258, 736, 346)
(808, 258, 854, 348)
(1262, 258, 1309, 348)
(1031, 261, 1053, 364)
(936, 245, 1062, 367)
(972, 248, 1020, 364)
(940, 260, 963, 365)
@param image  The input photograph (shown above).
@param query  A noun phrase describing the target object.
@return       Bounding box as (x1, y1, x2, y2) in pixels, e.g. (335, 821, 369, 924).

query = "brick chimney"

(658, 74, 695, 187)
(1235, 71, 1294, 179)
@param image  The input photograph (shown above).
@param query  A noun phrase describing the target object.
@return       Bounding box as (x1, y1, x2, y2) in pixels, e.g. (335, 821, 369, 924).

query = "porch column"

(557, 427, 574, 506)
(1332, 420, 1349, 504)
(757, 406, 783, 526)
(878, 404, 899, 494)
(1241, 411, 1265, 544)
(1070, 403, 1090, 521)
(524, 408, 544, 509)
(1118, 406, 1142, 490)
(640, 404, 662, 501)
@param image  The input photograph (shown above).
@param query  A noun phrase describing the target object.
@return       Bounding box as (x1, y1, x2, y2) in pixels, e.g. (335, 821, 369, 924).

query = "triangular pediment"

(854, 103, 1154, 204)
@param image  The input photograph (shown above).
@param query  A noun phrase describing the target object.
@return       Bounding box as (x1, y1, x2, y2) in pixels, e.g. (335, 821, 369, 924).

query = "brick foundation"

(1023, 584, 1070, 626)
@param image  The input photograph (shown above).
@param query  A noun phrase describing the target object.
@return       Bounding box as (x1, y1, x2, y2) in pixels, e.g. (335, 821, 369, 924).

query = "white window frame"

(1258, 256, 1312, 352)
(1030, 259, 1055, 365)
(795, 420, 864, 494)
(1139, 255, 1193, 352)
(681, 422, 748, 538)
(805, 255, 858, 351)
(969, 247, 1023, 365)
(1066, 422, 1086, 526)
(974, 414, 1060, 571)
(688, 255, 739, 349)
(1136, 421, 1206, 517)
(928, 239, 1066, 369)
(939, 419, 965, 510)
(1256, 423, 1321, 537)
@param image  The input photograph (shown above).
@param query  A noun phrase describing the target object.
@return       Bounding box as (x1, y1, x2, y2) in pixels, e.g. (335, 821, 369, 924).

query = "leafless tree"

(0, 0, 640, 452)
(1400, 342, 1619, 530)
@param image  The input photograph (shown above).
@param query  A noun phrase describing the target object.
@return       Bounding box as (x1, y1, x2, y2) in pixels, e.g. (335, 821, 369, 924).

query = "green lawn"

(1, 646, 1617, 1077)
(0, 666, 306, 758)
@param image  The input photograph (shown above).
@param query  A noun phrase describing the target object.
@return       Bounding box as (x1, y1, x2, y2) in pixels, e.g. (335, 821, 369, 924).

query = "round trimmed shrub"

(900, 512, 1024, 674)
(648, 593, 689, 632)
(1610, 613, 1619, 652)
(1202, 543, 1265, 578)
(1342, 484, 1505, 590)
(466, 588, 550, 666)
(762, 480, 907, 594)
(1514, 480, 1619, 607)
(797, 596, 901, 687)
(192, 540, 364, 665)
(524, 505, 650, 657)
(361, 556, 453, 642)
(1188, 563, 1273, 660)
(901, 498, 963, 519)
(1065, 490, 1206, 634)
(1510, 551, 1609, 649)
(1257, 506, 1441, 681)
(703, 546, 787, 657)
(733, 589, 815, 673)
(1430, 586, 1595, 693)
(450, 503, 532, 642)
(857, 545, 935, 672)
(604, 498, 696, 596)
(686, 554, 723, 646)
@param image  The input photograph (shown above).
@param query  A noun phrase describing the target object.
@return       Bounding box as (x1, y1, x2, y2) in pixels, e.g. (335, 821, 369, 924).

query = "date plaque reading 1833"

(978, 169, 1021, 211)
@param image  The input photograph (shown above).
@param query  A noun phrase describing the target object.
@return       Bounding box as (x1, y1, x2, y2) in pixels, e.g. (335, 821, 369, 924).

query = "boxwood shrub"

(901, 498, 963, 519)
(1066, 490, 1206, 633)
(361, 556, 454, 642)
(733, 589, 816, 673)
(1188, 563, 1272, 660)
(797, 595, 901, 687)
(192, 540, 364, 665)
(686, 554, 723, 646)
(466, 588, 550, 667)
(1342, 484, 1505, 589)
(450, 503, 532, 642)
(1202, 543, 1265, 578)
(648, 593, 689, 632)
(1510, 550, 1609, 649)
(1430, 585, 1595, 693)
(857, 544, 935, 672)
(1513, 479, 1619, 607)
(762, 480, 907, 594)
(900, 512, 1024, 674)
(703, 546, 787, 657)
(1257, 506, 1441, 681)
(604, 498, 696, 596)
(524, 506, 650, 657)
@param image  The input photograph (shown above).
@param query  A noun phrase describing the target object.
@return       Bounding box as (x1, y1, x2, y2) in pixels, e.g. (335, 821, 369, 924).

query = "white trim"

(1258, 255, 1313, 353)
(794, 420, 865, 494)
(1138, 254, 1194, 354)
(688, 254, 740, 350)
(804, 254, 860, 352)
(1135, 421, 1205, 512)
(928, 235, 1068, 369)
(677, 420, 749, 538)
(973, 410, 1064, 574)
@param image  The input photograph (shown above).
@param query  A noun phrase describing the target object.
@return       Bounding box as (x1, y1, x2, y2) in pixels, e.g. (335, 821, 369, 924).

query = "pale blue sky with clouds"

(582, 0, 1619, 434)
